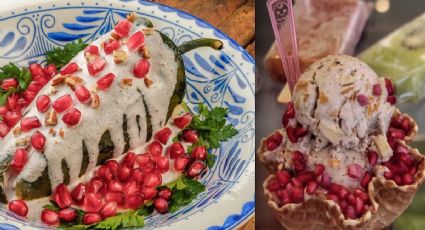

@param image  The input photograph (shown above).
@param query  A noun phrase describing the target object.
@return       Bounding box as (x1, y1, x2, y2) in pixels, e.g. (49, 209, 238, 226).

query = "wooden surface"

(148, 0, 255, 229)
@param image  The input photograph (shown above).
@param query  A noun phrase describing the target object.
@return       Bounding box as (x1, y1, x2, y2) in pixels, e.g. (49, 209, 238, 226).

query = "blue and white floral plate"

(0, 0, 255, 229)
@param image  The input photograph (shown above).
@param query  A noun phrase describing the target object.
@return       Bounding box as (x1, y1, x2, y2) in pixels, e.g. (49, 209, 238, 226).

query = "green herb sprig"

(0, 63, 32, 106)
(46, 39, 88, 69)
(165, 176, 206, 213)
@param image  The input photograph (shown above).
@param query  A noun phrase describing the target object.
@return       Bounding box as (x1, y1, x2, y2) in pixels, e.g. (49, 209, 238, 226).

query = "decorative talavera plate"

(0, 0, 255, 229)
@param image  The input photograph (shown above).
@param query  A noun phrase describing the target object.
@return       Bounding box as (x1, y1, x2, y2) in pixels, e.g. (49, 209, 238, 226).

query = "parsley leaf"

(168, 176, 205, 213)
(43, 200, 61, 212)
(46, 39, 88, 68)
(62, 210, 144, 230)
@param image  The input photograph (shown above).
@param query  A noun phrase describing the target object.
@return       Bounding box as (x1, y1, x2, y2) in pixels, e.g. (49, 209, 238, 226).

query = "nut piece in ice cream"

(373, 134, 393, 161)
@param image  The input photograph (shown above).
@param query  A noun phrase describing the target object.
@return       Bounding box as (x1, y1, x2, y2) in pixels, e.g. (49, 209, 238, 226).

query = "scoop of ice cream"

(293, 55, 395, 150)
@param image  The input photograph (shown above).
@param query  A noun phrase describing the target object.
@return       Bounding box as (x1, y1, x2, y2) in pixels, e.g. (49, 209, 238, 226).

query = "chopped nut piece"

(13, 127, 21, 137)
(373, 135, 393, 161)
(45, 110, 57, 126)
(15, 136, 30, 147)
(91, 93, 100, 109)
(318, 120, 343, 145)
(318, 91, 329, 104)
(111, 32, 120, 40)
(59, 128, 65, 138)
(144, 78, 153, 88)
(127, 12, 137, 23)
(341, 86, 355, 94)
(51, 75, 67, 86)
(113, 50, 128, 64)
(329, 159, 340, 169)
(120, 78, 133, 87)
(49, 128, 56, 137)
(89, 85, 98, 93)
(142, 28, 154, 35)
(85, 54, 99, 63)
(139, 46, 150, 59)
(340, 75, 356, 86)
(49, 86, 58, 95)
(65, 76, 84, 90)
(120, 39, 128, 45)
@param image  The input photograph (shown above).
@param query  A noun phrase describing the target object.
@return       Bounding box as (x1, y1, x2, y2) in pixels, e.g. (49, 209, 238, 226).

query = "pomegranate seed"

(8, 200, 28, 217)
(384, 162, 404, 174)
(295, 126, 308, 138)
(29, 63, 45, 77)
(327, 193, 339, 203)
(186, 160, 206, 178)
(126, 194, 144, 209)
(169, 142, 185, 159)
(132, 168, 144, 183)
(27, 81, 43, 93)
(154, 198, 168, 214)
(115, 19, 132, 37)
(155, 156, 169, 172)
(44, 64, 57, 78)
(158, 188, 172, 201)
(140, 162, 156, 174)
(396, 144, 409, 155)
(344, 205, 356, 219)
(20, 116, 41, 132)
(87, 178, 105, 194)
(389, 129, 405, 139)
(83, 213, 101, 225)
(127, 31, 145, 51)
(291, 186, 304, 203)
(155, 128, 172, 144)
(106, 160, 119, 174)
(118, 165, 132, 183)
(58, 208, 77, 222)
(402, 173, 414, 185)
(85, 45, 100, 56)
(347, 194, 356, 205)
(60, 63, 79, 75)
(409, 166, 418, 176)
(354, 189, 369, 201)
(306, 181, 318, 195)
(182, 129, 198, 143)
(267, 179, 280, 192)
(174, 154, 190, 171)
(286, 126, 298, 143)
(108, 180, 123, 192)
(52, 94, 72, 113)
(368, 150, 378, 167)
(0, 106, 8, 115)
(100, 202, 117, 219)
(74, 86, 91, 104)
(338, 187, 349, 199)
(285, 102, 295, 119)
(296, 171, 314, 184)
(391, 114, 402, 127)
(41, 209, 60, 226)
(11, 148, 28, 172)
(122, 152, 136, 168)
(148, 141, 163, 156)
(125, 180, 140, 196)
(394, 175, 402, 185)
(97, 73, 115, 90)
(192, 146, 207, 160)
(347, 164, 363, 179)
(357, 94, 369, 106)
(142, 186, 158, 200)
(314, 164, 325, 176)
(33, 74, 49, 85)
(87, 58, 107, 76)
(97, 165, 114, 181)
(104, 39, 121, 54)
(83, 193, 102, 213)
(105, 192, 125, 206)
(0, 122, 9, 138)
(266, 132, 283, 151)
(279, 190, 291, 205)
(144, 173, 162, 187)
(31, 131, 46, 151)
(291, 178, 303, 188)
(71, 183, 86, 204)
(292, 151, 306, 172)
(53, 183, 72, 208)
(136, 153, 152, 165)
(276, 170, 291, 186)
(62, 108, 81, 126)
(372, 83, 382, 96)
(174, 113, 192, 129)
(6, 94, 20, 112)
(401, 117, 411, 133)
(133, 59, 150, 78)
(1, 78, 18, 90)
(36, 95, 51, 113)
(387, 95, 397, 105)
(360, 172, 372, 188)
(385, 78, 395, 95)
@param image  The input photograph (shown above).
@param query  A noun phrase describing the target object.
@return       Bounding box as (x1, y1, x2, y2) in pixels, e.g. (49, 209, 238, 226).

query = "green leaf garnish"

(168, 176, 205, 213)
(46, 39, 88, 68)
(0, 63, 32, 106)
(43, 200, 61, 212)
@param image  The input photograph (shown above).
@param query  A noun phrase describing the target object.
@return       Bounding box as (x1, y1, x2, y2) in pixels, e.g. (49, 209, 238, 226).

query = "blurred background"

(256, 0, 425, 229)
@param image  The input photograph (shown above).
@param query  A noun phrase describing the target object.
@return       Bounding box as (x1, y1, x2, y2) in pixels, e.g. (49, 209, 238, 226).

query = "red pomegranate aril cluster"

(381, 142, 418, 186)
(103, 39, 121, 55)
(385, 78, 397, 105)
(114, 19, 132, 37)
(388, 113, 413, 141)
(265, 132, 283, 151)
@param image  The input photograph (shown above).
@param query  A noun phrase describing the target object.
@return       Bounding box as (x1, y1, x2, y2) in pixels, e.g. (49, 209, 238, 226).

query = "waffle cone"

(260, 121, 425, 229)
